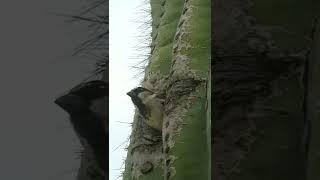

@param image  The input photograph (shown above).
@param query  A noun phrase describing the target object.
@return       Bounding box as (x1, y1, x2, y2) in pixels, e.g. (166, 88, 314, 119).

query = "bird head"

(54, 94, 90, 115)
(55, 80, 107, 115)
(127, 87, 153, 98)
(127, 87, 155, 119)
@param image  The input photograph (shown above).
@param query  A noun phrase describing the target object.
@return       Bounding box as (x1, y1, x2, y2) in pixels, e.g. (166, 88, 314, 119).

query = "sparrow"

(127, 87, 164, 131)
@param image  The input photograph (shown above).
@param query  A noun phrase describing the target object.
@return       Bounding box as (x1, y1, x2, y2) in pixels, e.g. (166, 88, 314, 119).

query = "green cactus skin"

(123, 0, 210, 179)
(163, 0, 210, 179)
(149, 0, 185, 75)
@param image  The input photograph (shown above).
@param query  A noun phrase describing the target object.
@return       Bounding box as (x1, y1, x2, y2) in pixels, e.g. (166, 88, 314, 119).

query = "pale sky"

(109, 0, 151, 180)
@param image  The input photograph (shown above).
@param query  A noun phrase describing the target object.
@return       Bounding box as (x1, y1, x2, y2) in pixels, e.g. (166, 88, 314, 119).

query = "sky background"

(0, 0, 97, 179)
(109, 0, 151, 179)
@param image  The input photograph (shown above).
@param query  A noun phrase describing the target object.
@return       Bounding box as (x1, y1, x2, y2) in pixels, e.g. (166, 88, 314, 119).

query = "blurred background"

(0, 0, 97, 179)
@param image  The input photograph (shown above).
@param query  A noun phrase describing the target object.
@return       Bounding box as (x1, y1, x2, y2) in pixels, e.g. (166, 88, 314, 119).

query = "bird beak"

(54, 94, 69, 110)
(54, 94, 66, 106)
(127, 91, 133, 97)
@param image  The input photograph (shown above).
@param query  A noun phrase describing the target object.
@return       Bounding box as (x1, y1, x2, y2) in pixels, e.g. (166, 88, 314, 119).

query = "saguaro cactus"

(123, 0, 210, 179)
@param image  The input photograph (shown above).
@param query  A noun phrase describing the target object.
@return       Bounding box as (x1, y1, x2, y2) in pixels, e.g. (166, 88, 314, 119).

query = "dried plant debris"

(54, 0, 108, 79)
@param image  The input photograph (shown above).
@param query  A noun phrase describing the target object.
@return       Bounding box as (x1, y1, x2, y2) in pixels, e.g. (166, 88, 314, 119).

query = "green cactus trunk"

(212, 0, 317, 179)
(123, 0, 210, 179)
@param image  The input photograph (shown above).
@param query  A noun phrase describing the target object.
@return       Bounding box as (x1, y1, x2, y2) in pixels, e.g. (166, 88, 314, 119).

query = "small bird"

(127, 87, 164, 131)
(54, 80, 107, 173)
